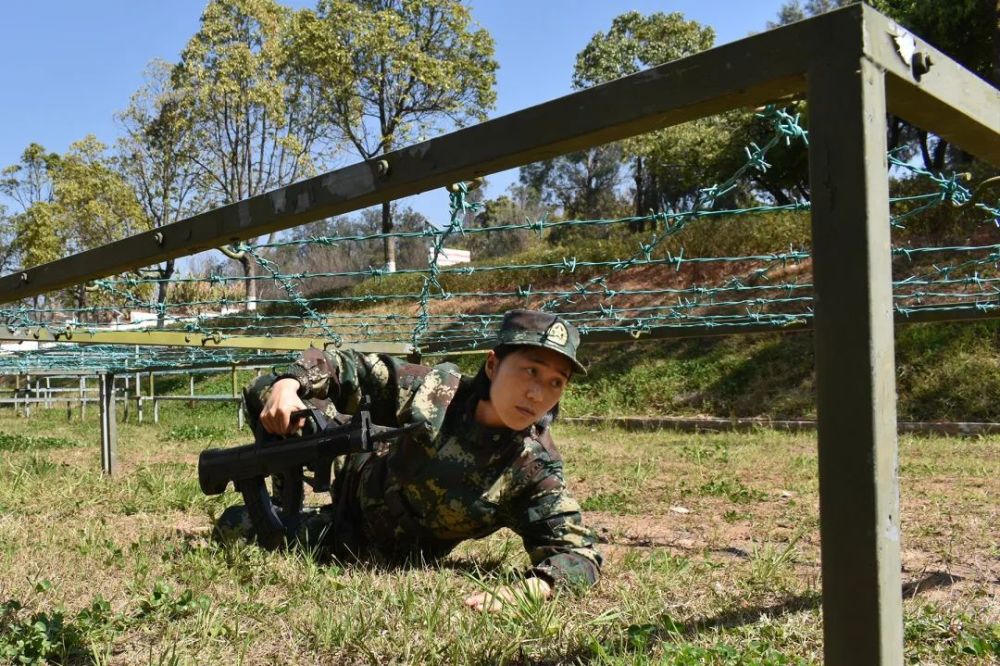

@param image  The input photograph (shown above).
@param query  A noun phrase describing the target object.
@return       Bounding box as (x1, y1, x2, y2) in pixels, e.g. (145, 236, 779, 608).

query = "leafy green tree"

(464, 184, 548, 259)
(294, 0, 497, 271)
(0, 143, 58, 213)
(117, 61, 207, 327)
(519, 145, 627, 222)
(1, 140, 149, 320)
(0, 145, 64, 315)
(772, 0, 998, 170)
(766, 0, 852, 28)
(55, 136, 149, 251)
(51, 137, 151, 320)
(11, 202, 64, 275)
(0, 205, 14, 274)
(572, 11, 718, 225)
(174, 0, 331, 309)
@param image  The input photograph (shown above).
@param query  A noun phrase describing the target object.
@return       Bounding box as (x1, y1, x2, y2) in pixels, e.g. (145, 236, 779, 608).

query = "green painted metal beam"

(0, 327, 412, 354)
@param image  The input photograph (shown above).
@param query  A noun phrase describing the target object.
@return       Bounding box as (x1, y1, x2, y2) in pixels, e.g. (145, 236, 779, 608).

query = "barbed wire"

(1, 106, 996, 373)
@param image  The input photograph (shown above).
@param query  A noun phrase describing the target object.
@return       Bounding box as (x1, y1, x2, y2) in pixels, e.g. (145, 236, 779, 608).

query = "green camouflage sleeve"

(511, 459, 603, 590)
(273, 348, 401, 425)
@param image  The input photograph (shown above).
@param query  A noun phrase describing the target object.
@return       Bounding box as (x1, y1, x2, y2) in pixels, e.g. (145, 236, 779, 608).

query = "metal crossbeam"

(0, 328, 412, 353)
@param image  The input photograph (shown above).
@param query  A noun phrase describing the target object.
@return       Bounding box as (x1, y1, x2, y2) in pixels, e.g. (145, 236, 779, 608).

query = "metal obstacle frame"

(0, 5, 997, 663)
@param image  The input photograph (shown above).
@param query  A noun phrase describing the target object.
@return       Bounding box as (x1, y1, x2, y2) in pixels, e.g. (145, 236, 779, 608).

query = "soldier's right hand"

(260, 378, 308, 436)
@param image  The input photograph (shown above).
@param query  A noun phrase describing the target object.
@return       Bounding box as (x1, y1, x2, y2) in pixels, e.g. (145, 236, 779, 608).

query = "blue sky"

(0, 1, 788, 264)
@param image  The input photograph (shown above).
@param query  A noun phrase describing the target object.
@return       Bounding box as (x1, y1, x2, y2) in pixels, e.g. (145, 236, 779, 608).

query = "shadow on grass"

(902, 570, 964, 598)
(680, 592, 821, 636)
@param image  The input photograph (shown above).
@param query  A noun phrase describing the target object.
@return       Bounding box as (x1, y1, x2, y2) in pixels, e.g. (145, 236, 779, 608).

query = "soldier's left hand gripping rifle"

(198, 404, 422, 549)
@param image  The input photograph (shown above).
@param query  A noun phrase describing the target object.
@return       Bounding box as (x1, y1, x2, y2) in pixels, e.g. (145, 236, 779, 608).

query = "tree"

(50, 137, 151, 321)
(1, 145, 64, 315)
(117, 61, 206, 327)
(1, 140, 150, 321)
(294, 0, 497, 271)
(173, 0, 332, 309)
(55, 136, 149, 252)
(518, 145, 626, 223)
(464, 184, 548, 259)
(772, 0, 998, 170)
(0, 205, 15, 275)
(766, 0, 852, 28)
(572, 11, 718, 225)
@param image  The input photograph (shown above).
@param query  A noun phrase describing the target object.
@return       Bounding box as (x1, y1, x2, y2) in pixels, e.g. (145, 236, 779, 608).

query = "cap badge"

(546, 321, 569, 347)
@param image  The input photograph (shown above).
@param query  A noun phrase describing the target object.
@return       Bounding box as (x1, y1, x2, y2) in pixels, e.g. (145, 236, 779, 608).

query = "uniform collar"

(462, 394, 532, 447)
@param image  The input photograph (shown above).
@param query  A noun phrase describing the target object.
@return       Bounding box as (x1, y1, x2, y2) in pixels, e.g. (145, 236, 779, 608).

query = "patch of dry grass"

(0, 406, 996, 664)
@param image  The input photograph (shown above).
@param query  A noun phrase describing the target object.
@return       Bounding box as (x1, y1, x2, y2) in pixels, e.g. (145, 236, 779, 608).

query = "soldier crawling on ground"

(218, 309, 602, 611)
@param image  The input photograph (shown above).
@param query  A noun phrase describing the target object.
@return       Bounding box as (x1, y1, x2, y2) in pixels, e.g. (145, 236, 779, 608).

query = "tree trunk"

(931, 137, 947, 171)
(381, 201, 396, 272)
(918, 130, 933, 170)
(156, 259, 175, 329)
(241, 254, 257, 311)
(633, 156, 645, 232)
(79, 286, 87, 325)
(887, 116, 902, 152)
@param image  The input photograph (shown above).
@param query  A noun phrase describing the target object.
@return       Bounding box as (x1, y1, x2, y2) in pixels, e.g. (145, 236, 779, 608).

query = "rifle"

(199, 404, 422, 549)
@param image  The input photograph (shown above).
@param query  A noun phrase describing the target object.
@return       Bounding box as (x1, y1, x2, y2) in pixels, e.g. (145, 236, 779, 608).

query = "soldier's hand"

(464, 578, 552, 613)
(260, 378, 308, 436)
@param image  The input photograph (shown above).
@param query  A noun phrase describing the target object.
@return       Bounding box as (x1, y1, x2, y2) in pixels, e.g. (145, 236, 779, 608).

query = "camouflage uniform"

(233, 311, 602, 589)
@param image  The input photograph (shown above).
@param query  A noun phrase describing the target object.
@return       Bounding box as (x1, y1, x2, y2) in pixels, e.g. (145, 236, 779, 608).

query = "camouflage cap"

(495, 310, 586, 375)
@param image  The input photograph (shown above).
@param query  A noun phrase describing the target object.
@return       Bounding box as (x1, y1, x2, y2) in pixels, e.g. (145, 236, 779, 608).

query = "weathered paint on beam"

(861, 4, 1000, 167)
(0, 8, 878, 304)
(0, 327, 413, 354)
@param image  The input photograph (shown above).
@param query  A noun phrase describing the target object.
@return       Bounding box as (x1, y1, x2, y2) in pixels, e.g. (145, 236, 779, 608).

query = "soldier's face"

(484, 347, 571, 431)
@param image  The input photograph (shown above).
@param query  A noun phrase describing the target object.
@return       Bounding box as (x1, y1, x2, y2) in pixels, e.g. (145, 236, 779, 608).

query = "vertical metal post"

(135, 372, 142, 424)
(189, 373, 195, 408)
(24, 375, 31, 418)
(150, 372, 158, 424)
(98, 373, 118, 476)
(123, 376, 130, 422)
(45, 377, 51, 408)
(232, 365, 243, 429)
(13, 374, 19, 414)
(808, 57, 902, 664)
(80, 376, 87, 420)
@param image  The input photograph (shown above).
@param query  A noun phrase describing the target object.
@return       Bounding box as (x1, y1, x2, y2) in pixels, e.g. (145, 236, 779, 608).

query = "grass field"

(0, 403, 996, 664)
